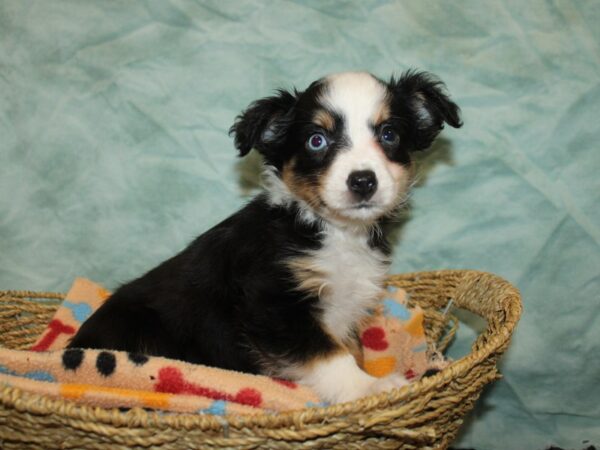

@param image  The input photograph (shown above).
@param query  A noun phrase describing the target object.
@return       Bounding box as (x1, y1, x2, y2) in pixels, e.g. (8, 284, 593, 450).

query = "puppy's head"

(230, 71, 462, 224)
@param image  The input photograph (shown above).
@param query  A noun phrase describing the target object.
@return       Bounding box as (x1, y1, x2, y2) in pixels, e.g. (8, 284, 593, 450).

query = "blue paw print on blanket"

(383, 298, 411, 320)
(200, 400, 228, 415)
(63, 301, 93, 323)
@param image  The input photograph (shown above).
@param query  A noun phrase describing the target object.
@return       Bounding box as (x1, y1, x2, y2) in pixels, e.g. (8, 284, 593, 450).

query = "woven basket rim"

(0, 269, 521, 433)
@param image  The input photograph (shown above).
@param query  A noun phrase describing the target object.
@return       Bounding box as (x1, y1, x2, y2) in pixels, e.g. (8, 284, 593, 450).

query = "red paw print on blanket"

(155, 366, 263, 407)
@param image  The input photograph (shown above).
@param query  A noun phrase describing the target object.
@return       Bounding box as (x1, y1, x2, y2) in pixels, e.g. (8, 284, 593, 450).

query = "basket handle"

(451, 270, 522, 354)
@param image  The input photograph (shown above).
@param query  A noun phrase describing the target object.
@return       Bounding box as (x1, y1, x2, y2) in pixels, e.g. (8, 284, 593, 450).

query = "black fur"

(388, 70, 462, 152)
(229, 88, 300, 164)
(69, 195, 340, 373)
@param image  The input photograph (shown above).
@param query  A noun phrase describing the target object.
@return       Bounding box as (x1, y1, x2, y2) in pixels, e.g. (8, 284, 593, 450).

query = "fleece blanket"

(0, 278, 444, 414)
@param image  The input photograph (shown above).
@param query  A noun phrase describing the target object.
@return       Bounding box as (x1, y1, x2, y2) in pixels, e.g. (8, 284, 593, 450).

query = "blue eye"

(380, 126, 399, 145)
(306, 133, 328, 152)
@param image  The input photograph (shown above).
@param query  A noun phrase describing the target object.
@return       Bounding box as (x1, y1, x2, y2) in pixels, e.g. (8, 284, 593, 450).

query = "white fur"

(297, 353, 408, 403)
(312, 222, 389, 343)
(320, 72, 411, 223)
(262, 166, 295, 208)
(262, 166, 320, 225)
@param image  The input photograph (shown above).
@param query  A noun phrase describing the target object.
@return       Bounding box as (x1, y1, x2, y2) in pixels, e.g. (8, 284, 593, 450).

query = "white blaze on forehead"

(322, 72, 388, 145)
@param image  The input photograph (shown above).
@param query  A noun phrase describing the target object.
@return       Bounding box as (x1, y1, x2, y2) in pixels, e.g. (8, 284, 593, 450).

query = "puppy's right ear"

(229, 89, 298, 157)
(389, 71, 462, 152)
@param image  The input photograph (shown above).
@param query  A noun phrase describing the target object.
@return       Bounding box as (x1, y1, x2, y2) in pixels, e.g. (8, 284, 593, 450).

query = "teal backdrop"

(1, 1, 599, 448)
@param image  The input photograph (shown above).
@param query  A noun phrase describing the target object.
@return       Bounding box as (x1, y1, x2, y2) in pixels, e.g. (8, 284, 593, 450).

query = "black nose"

(346, 170, 378, 200)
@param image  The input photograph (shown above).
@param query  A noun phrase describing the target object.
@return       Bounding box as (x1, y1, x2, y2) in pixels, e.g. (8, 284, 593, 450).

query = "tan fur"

(345, 329, 364, 368)
(372, 100, 391, 126)
(313, 109, 336, 131)
(282, 160, 325, 211)
(299, 346, 345, 371)
(287, 251, 367, 368)
(287, 255, 331, 299)
(287, 253, 366, 369)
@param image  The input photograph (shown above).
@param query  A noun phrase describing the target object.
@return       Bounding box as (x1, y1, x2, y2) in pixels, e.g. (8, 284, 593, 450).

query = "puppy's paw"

(298, 353, 410, 404)
(368, 373, 409, 396)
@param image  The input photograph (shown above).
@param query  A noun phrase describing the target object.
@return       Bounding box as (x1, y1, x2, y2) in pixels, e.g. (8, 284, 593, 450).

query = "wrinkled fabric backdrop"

(1, 1, 599, 448)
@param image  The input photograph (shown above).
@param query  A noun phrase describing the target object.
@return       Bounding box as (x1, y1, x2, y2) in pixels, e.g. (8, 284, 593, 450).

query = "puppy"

(69, 70, 461, 404)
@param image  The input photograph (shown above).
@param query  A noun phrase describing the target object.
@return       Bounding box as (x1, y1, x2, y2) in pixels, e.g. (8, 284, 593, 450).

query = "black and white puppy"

(69, 71, 461, 404)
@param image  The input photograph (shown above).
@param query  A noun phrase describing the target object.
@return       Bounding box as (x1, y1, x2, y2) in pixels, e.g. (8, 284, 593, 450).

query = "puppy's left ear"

(229, 89, 298, 158)
(390, 71, 463, 151)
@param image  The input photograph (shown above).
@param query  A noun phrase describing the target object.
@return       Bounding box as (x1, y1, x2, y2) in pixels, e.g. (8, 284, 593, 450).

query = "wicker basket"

(0, 270, 521, 450)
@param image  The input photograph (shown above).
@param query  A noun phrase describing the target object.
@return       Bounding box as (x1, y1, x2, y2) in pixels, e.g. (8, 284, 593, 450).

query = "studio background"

(1, 1, 599, 449)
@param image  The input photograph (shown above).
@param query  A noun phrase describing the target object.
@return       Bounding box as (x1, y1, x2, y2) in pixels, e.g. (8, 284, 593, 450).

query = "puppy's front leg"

(297, 351, 408, 404)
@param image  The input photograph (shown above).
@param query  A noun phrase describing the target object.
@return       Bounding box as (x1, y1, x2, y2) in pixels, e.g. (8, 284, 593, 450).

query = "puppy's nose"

(347, 170, 378, 200)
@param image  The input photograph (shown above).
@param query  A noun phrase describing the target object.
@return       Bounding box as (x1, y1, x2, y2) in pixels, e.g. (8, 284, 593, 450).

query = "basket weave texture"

(0, 270, 521, 450)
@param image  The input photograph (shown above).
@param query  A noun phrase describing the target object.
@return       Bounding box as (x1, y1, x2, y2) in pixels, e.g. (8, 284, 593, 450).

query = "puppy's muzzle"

(347, 170, 378, 201)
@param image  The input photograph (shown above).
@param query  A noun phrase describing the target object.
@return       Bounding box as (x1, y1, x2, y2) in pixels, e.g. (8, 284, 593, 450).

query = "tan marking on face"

(372, 100, 391, 127)
(282, 159, 325, 211)
(371, 143, 413, 182)
(313, 109, 336, 132)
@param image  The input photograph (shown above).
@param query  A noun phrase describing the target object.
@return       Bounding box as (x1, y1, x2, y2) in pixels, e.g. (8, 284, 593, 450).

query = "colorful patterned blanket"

(0, 278, 447, 415)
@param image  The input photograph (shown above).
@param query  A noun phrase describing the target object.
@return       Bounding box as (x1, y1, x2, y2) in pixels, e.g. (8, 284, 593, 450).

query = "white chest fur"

(311, 225, 389, 343)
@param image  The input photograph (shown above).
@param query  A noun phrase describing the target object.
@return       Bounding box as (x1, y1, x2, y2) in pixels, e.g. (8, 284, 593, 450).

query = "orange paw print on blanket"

(363, 356, 397, 377)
